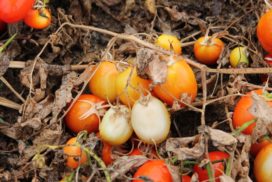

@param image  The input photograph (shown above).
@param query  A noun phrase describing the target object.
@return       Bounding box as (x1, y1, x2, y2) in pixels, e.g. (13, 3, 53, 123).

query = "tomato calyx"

(38, 8, 50, 19)
(200, 36, 218, 46)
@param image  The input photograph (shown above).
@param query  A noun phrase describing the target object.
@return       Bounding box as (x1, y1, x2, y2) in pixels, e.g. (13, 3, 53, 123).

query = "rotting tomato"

(89, 61, 119, 102)
(63, 137, 88, 169)
(0, 0, 35, 23)
(232, 89, 272, 135)
(181, 175, 191, 182)
(155, 34, 182, 54)
(24, 8, 51, 29)
(194, 36, 224, 65)
(116, 66, 150, 107)
(102, 141, 113, 165)
(133, 160, 172, 182)
(251, 137, 272, 157)
(65, 94, 105, 133)
(153, 56, 197, 106)
(254, 144, 272, 182)
(193, 151, 229, 182)
(257, 10, 272, 53)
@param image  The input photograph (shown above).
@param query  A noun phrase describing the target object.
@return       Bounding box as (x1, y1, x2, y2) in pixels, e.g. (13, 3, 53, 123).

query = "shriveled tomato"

(102, 141, 113, 165)
(254, 144, 272, 182)
(116, 67, 150, 107)
(65, 94, 105, 133)
(251, 137, 272, 157)
(63, 137, 88, 169)
(133, 160, 172, 182)
(257, 10, 272, 53)
(194, 151, 229, 182)
(24, 8, 51, 29)
(153, 56, 197, 106)
(155, 34, 182, 54)
(0, 0, 35, 23)
(181, 175, 191, 182)
(89, 61, 118, 102)
(194, 36, 224, 65)
(232, 89, 272, 135)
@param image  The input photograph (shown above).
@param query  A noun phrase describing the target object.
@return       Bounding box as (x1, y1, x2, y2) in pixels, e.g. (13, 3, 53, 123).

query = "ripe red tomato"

(193, 151, 229, 182)
(194, 36, 224, 65)
(254, 144, 272, 182)
(24, 8, 51, 29)
(232, 89, 272, 135)
(153, 56, 197, 106)
(181, 175, 191, 182)
(133, 160, 172, 182)
(257, 10, 272, 53)
(0, 0, 35, 23)
(251, 137, 272, 157)
(63, 137, 88, 169)
(102, 141, 113, 165)
(65, 94, 105, 133)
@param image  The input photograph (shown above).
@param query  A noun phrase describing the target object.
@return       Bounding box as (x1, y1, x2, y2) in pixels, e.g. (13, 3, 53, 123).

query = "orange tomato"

(63, 137, 88, 169)
(251, 137, 272, 157)
(133, 160, 172, 182)
(129, 148, 158, 158)
(116, 67, 150, 107)
(181, 175, 191, 182)
(194, 36, 224, 65)
(155, 34, 182, 54)
(102, 141, 113, 165)
(153, 56, 197, 106)
(89, 61, 119, 102)
(193, 151, 229, 182)
(254, 144, 272, 182)
(65, 94, 105, 133)
(232, 89, 272, 135)
(257, 10, 272, 53)
(24, 8, 51, 29)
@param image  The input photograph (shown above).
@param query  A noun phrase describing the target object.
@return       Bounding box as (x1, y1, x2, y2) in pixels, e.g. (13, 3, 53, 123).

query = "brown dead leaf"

(220, 175, 235, 182)
(0, 54, 10, 77)
(166, 135, 205, 160)
(101, 0, 122, 6)
(110, 155, 148, 180)
(167, 164, 180, 182)
(145, 0, 156, 15)
(249, 92, 272, 143)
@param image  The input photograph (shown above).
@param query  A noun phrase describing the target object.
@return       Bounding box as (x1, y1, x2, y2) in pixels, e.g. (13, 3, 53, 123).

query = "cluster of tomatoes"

(0, 0, 51, 30)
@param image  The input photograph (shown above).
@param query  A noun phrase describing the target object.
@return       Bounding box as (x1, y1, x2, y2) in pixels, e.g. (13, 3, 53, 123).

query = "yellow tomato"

(155, 34, 182, 54)
(229, 47, 249, 68)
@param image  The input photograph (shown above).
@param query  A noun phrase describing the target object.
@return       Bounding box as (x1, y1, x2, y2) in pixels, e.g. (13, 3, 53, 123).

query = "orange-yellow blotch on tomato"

(24, 8, 51, 29)
(155, 34, 182, 54)
(153, 56, 197, 106)
(257, 10, 272, 53)
(63, 137, 88, 169)
(65, 94, 105, 133)
(194, 36, 224, 65)
(89, 61, 119, 102)
(116, 67, 151, 107)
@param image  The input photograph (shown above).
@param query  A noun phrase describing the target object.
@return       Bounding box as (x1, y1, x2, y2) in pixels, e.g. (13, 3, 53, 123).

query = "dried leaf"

(167, 164, 180, 182)
(166, 135, 205, 160)
(0, 54, 10, 77)
(249, 93, 272, 142)
(220, 175, 235, 182)
(110, 155, 148, 180)
(145, 0, 156, 15)
(205, 126, 237, 146)
(101, 0, 121, 6)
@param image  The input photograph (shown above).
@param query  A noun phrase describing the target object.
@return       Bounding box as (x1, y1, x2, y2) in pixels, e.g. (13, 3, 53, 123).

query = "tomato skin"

(254, 144, 272, 182)
(251, 137, 272, 157)
(116, 67, 150, 107)
(193, 151, 229, 182)
(257, 10, 272, 53)
(65, 94, 105, 133)
(63, 137, 88, 169)
(24, 8, 51, 29)
(153, 56, 197, 106)
(155, 34, 182, 54)
(194, 36, 224, 65)
(0, 0, 35, 23)
(102, 141, 113, 165)
(181, 175, 191, 182)
(133, 160, 172, 182)
(89, 61, 119, 102)
(232, 89, 272, 135)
